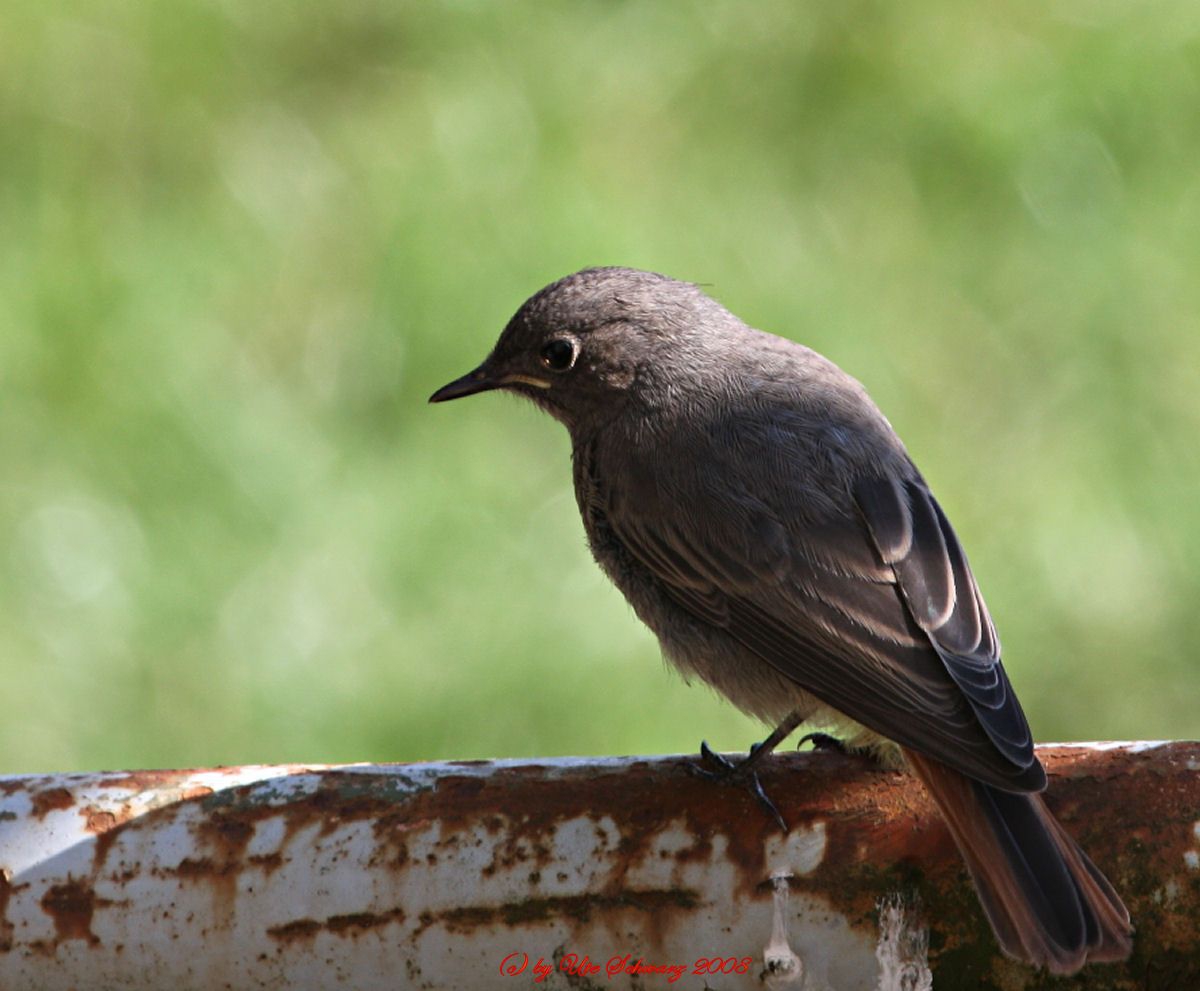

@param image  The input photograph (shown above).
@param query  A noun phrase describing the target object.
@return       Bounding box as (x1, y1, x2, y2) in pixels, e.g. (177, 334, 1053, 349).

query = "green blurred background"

(1, 2, 1197, 773)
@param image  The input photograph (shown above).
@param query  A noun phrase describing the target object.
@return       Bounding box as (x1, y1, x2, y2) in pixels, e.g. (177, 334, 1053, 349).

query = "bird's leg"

(700, 708, 808, 774)
(692, 708, 807, 832)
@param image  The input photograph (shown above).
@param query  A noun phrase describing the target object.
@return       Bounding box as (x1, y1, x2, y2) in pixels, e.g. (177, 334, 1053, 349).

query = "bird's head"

(429, 267, 730, 432)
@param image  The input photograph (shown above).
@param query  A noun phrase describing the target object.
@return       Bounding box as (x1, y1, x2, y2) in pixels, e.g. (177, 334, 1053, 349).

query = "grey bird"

(429, 267, 1133, 973)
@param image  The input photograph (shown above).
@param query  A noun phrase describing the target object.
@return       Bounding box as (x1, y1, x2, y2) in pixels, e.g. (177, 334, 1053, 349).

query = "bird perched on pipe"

(429, 267, 1133, 973)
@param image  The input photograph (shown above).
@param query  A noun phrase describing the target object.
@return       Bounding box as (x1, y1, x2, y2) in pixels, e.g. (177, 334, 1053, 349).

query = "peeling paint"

(0, 744, 1195, 989)
(1062, 740, 1170, 752)
(39, 879, 112, 946)
(762, 872, 803, 989)
(81, 803, 134, 835)
(766, 821, 827, 878)
(29, 788, 74, 819)
(874, 895, 931, 991)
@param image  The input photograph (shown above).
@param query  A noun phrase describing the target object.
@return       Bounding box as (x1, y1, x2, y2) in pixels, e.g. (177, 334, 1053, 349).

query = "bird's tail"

(904, 748, 1132, 973)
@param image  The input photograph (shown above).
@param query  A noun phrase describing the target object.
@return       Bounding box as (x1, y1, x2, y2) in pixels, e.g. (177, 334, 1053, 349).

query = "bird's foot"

(691, 740, 789, 833)
(797, 731, 848, 754)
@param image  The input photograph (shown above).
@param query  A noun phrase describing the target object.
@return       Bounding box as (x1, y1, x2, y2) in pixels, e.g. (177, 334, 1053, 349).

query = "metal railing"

(0, 742, 1194, 989)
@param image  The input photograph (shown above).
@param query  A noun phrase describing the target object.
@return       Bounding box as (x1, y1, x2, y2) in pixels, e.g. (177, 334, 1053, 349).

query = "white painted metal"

(1, 744, 1194, 989)
(0, 759, 880, 990)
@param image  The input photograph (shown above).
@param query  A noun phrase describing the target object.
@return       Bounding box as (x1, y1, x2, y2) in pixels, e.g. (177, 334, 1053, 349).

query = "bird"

(428, 266, 1133, 973)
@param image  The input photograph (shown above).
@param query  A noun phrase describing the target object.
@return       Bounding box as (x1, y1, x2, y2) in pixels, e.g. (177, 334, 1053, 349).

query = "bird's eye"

(539, 339, 576, 371)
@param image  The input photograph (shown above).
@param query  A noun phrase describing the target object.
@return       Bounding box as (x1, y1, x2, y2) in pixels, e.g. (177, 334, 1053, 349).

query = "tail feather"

(905, 748, 1132, 973)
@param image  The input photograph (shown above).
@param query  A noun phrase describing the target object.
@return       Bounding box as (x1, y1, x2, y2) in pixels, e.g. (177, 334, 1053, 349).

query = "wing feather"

(856, 478, 1035, 769)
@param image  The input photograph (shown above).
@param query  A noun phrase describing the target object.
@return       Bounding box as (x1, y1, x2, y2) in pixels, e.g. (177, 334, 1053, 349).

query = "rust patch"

(84, 809, 118, 833)
(30, 788, 74, 819)
(100, 769, 202, 792)
(40, 879, 111, 946)
(267, 918, 321, 940)
(481, 832, 554, 878)
(81, 803, 135, 835)
(266, 906, 408, 943)
(248, 852, 284, 873)
(167, 857, 235, 880)
(198, 816, 255, 855)
(185, 811, 258, 920)
(92, 822, 124, 874)
(326, 908, 406, 933)
(85, 802, 141, 874)
(182, 785, 215, 801)
(409, 889, 699, 938)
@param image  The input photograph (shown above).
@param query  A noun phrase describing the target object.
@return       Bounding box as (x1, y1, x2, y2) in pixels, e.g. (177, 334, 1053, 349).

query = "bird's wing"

(606, 434, 1042, 792)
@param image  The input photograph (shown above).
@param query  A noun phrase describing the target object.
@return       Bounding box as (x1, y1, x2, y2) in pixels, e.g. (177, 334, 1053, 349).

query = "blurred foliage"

(1, 1, 1197, 773)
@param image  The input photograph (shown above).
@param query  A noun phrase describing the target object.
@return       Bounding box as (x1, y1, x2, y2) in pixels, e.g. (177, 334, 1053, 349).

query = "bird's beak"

(428, 364, 499, 403)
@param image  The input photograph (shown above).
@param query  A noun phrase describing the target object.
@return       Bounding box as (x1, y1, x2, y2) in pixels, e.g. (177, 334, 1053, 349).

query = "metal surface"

(0, 743, 1197, 990)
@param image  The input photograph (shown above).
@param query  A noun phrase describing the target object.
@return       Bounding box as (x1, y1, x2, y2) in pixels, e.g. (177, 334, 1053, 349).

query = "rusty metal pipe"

(0, 743, 1197, 989)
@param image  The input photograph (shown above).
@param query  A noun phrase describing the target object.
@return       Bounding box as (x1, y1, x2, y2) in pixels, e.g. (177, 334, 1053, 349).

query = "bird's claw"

(797, 731, 848, 754)
(689, 740, 736, 780)
(690, 740, 789, 833)
(746, 773, 789, 834)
